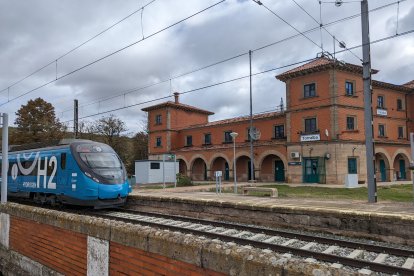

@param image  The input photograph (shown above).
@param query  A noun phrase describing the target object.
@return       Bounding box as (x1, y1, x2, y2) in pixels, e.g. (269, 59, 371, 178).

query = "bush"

(176, 173, 193, 187)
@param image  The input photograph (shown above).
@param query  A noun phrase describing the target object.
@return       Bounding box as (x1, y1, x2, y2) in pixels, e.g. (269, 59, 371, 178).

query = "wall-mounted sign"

(376, 109, 387, 116)
(300, 134, 320, 142)
(288, 162, 302, 166)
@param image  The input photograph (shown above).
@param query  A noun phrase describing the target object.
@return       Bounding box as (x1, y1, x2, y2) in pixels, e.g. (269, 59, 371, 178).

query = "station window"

(156, 137, 162, 147)
(398, 126, 404, 139)
(246, 128, 251, 141)
(345, 81, 354, 96)
(150, 162, 160, 169)
(204, 133, 211, 145)
(378, 124, 386, 137)
(224, 131, 233, 143)
(155, 114, 162, 125)
(346, 116, 355, 130)
(397, 99, 403, 111)
(186, 135, 193, 146)
(304, 118, 317, 133)
(274, 125, 285, 139)
(348, 158, 357, 174)
(304, 83, 316, 98)
(377, 96, 385, 109)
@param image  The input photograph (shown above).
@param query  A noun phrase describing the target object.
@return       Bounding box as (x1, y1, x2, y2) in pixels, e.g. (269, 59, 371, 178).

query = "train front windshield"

(74, 144, 126, 183)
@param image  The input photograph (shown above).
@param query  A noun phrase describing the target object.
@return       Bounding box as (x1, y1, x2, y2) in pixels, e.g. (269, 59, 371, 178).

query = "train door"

(57, 152, 71, 193)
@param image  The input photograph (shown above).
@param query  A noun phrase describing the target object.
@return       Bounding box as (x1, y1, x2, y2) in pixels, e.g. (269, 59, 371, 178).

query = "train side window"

(61, 153, 66, 170)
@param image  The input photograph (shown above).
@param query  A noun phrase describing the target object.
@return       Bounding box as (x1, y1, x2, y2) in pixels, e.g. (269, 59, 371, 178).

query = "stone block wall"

(0, 203, 349, 276)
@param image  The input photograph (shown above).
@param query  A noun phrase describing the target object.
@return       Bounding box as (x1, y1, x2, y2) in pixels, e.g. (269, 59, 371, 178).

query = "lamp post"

(230, 132, 238, 194)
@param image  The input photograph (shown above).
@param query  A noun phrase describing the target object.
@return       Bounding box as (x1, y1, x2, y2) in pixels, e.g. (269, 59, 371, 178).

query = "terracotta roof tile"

(404, 80, 414, 88)
(142, 101, 214, 115)
(372, 80, 413, 92)
(276, 57, 378, 81)
(186, 111, 284, 129)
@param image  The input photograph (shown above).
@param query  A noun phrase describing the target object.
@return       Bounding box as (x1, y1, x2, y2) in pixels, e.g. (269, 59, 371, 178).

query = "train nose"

(98, 184, 128, 199)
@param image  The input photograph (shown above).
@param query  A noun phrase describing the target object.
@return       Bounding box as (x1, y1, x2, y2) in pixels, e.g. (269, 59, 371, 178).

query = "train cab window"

(61, 153, 66, 170)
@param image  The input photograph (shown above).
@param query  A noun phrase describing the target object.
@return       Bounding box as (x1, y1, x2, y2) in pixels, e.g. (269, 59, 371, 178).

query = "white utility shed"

(135, 160, 179, 184)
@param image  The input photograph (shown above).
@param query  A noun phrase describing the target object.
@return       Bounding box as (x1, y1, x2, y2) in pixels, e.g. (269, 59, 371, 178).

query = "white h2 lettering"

(36, 156, 57, 190)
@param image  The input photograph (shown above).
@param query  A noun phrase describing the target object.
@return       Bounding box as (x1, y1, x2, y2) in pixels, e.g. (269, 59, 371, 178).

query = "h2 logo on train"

(11, 152, 57, 189)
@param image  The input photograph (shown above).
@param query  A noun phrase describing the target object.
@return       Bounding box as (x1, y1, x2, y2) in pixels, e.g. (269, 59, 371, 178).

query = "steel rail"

(91, 210, 414, 275)
(116, 209, 414, 257)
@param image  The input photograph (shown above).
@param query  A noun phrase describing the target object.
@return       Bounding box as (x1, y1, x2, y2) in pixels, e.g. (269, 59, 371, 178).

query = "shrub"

(176, 173, 193, 187)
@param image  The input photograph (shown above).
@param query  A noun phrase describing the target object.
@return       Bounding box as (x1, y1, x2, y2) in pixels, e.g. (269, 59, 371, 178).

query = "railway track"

(90, 208, 414, 275)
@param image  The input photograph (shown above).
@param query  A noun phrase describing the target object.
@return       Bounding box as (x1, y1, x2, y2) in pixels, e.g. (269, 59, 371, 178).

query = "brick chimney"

(173, 92, 179, 104)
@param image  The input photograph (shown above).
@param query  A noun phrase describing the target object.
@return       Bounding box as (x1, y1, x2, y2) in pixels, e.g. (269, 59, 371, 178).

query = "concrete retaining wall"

(0, 203, 357, 276)
(127, 194, 414, 246)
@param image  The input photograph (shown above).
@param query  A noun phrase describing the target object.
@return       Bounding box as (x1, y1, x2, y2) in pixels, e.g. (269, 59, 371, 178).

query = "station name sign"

(300, 133, 320, 142)
(376, 109, 387, 116)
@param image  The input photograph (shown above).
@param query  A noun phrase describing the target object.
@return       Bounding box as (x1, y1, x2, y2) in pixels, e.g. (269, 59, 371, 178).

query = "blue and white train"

(0, 139, 131, 208)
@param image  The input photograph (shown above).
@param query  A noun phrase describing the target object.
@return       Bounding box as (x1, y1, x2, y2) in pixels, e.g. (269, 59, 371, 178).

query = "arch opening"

(375, 153, 390, 182)
(191, 158, 207, 181)
(260, 154, 285, 182)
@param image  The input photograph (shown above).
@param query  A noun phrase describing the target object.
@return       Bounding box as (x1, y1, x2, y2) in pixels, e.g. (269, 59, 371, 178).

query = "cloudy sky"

(1, 0, 413, 133)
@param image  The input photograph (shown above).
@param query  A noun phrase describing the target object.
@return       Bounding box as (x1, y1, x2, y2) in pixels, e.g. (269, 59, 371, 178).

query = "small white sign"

(215, 171, 222, 177)
(376, 109, 387, 116)
(301, 134, 320, 142)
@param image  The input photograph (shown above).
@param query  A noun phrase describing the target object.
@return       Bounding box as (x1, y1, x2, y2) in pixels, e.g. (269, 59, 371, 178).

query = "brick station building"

(142, 57, 414, 185)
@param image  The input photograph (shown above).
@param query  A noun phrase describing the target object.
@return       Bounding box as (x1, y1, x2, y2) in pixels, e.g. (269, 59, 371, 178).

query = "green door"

(275, 160, 285, 182)
(247, 161, 254, 181)
(224, 162, 230, 181)
(399, 159, 406, 179)
(304, 158, 319, 183)
(379, 160, 386, 181)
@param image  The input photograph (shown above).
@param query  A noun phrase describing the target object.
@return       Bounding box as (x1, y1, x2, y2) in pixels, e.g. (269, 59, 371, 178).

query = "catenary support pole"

(361, 0, 377, 203)
(249, 50, 254, 182)
(174, 154, 177, 188)
(1, 113, 8, 204)
(162, 154, 165, 189)
(410, 133, 414, 206)
(74, 99, 79, 139)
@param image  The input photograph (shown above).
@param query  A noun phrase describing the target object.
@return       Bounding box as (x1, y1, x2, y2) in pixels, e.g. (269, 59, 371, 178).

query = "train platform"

(129, 182, 414, 245)
(131, 181, 414, 216)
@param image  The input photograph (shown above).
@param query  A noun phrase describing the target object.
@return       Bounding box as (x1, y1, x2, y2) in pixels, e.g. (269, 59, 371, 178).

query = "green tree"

(127, 131, 148, 173)
(14, 98, 66, 144)
(93, 114, 127, 149)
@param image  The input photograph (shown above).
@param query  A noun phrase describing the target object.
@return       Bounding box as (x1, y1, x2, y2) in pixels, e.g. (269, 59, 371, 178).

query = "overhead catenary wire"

(0, 0, 157, 96)
(59, 0, 406, 116)
(0, 0, 407, 121)
(0, 0, 226, 108)
(251, 0, 323, 51)
(61, 28, 414, 123)
(57, 0, 405, 116)
(292, 0, 362, 61)
(61, 56, 319, 123)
